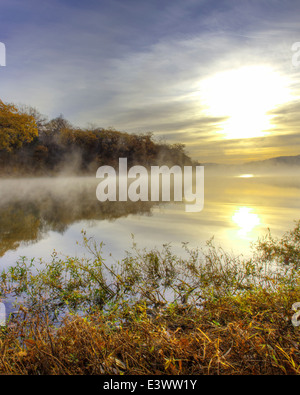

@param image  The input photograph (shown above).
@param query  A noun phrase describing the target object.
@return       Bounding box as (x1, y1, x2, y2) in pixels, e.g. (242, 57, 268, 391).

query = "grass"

(1, 223, 300, 375)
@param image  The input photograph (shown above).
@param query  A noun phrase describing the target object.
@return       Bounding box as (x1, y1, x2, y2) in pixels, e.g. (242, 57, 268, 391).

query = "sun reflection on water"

(237, 174, 254, 178)
(232, 206, 261, 238)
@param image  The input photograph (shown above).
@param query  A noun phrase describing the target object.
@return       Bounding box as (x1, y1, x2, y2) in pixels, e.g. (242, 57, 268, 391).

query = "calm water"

(0, 169, 299, 270)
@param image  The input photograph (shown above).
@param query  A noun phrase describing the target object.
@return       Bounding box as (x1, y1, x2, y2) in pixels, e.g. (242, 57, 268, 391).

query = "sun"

(199, 65, 291, 139)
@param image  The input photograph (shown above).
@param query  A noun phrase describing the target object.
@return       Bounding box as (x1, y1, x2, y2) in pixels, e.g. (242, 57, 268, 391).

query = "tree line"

(0, 100, 193, 175)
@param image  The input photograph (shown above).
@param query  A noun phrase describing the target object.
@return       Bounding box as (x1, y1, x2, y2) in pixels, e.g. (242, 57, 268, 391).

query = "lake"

(0, 168, 299, 271)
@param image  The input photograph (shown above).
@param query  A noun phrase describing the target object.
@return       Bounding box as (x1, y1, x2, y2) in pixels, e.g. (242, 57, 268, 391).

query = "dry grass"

(1, 223, 300, 375)
(1, 286, 300, 375)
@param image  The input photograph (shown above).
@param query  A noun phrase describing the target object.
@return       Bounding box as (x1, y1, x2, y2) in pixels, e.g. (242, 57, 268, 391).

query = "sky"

(1, 0, 300, 163)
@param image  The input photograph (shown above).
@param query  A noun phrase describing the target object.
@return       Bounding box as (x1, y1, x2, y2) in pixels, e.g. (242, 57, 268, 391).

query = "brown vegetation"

(1, 223, 300, 375)
(0, 100, 193, 176)
(1, 288, 300, 375)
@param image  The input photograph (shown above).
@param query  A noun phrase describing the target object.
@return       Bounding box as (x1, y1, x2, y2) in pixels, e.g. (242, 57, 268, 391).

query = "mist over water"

(0, 167, 299, 269)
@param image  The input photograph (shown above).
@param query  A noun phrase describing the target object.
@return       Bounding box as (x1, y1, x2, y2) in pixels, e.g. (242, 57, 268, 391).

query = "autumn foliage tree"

(0, 99, 193, 175)
(0, 100, 38, 152)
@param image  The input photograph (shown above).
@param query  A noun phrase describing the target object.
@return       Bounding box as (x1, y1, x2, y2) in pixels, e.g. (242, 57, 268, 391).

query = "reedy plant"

(1, 224, 300, 375)
(1, 222, 300, 325)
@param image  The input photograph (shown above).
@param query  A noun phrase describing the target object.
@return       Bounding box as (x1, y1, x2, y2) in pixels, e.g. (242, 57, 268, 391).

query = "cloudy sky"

(1, 0, 300, 163)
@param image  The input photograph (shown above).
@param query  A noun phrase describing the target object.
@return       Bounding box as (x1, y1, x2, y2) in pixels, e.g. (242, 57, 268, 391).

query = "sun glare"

(237, 174, 254, 178)
(232, 206, 261, 237)
(200, 65, 291, 139)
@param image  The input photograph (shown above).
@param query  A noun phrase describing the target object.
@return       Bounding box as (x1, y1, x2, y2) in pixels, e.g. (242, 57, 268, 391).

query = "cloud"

(1, 0, 300, 162)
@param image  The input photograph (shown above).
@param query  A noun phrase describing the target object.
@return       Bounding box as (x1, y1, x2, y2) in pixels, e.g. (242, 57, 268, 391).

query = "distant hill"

(203, 154, 300, 173)
(243, 154, 300, 167)
(203, 155, 300, 168)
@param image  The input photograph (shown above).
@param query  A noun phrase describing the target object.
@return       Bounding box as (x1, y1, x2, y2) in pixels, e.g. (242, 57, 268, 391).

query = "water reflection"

(237, 174, 254, 178)
(0, 177, 157, 257)
(232, 206, 261, 238)
(0, 172, 299, 266)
